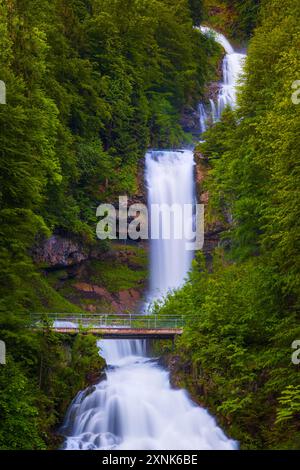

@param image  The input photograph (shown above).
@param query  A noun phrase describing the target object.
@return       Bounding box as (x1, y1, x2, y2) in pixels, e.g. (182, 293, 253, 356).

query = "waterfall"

(210, 99, 218, 123)
(199, 104, 208, 133)
(199, 26, 246, 129)
(145, 150, 195, 302)
(62, 339, 236, 450)
(61, 27, 241, 452)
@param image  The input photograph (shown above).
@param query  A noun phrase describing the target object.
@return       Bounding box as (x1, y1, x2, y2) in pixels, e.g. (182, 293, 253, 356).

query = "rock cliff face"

(32, 235, 92, 268)
(33, 233, 148, 313)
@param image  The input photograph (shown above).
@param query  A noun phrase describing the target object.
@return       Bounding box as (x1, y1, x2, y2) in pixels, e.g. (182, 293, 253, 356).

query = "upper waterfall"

(199, 26, 246, 124)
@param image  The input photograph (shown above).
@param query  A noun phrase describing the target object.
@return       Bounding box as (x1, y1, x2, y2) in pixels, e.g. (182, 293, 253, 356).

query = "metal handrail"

(28, 313, 188, 330)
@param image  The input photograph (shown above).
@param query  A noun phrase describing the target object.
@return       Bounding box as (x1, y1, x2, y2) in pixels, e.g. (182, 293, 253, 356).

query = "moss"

(88, 244, 148, 293)
(111, 242, 148, 268)
(79, 298, 116, 313)
(89, 260, 147, 293)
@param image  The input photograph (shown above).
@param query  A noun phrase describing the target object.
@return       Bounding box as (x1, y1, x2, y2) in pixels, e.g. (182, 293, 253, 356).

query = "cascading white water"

(145, 150, 195, 302)
(199, 26, 246, 128)
(199, 104, 208, 133)
(62, 340, 236, 450)
(209, 98, 218, 124)
(61, 149, 237, 451)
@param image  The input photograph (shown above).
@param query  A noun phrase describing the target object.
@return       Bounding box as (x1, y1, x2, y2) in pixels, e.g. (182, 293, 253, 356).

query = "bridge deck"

(52, 327, 183, 339)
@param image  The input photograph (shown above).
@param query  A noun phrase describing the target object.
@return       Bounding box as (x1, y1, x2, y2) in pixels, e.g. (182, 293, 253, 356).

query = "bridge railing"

(29, 313, 186, 330)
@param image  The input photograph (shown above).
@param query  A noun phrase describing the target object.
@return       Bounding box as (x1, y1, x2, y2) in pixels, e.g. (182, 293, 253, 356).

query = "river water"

(61, 27, 244, 451)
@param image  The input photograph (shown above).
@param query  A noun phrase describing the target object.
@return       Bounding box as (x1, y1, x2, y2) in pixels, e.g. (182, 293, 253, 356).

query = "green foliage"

(276, 386, 300, 424)
(188, 0, 205, 26)
(0, 0, 213, 306)
(87, 244, 148, 293)
(223, 0, 260, 39)
(0, 357, 45, 450)
(0, 319, 105, 449)
(204, 0, 260, 40)
(0, 0, 212, 241)
(90, 259, 147, 293)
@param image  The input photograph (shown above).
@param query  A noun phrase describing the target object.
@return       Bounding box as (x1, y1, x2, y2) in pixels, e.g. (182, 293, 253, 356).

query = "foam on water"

(62, 340, 237, 450)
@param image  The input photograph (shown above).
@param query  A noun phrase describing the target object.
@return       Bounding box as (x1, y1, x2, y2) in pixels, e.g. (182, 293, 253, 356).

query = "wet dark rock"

(82, 385, 97, 399)
(180, 106, 201, 134)
(87, 369, 107, 386)
(206, 81, 222, 102)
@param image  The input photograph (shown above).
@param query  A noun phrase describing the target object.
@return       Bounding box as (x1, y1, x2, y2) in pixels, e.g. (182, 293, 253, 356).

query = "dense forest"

(156, 0, 300, 450)
(0, 0, 299, 452)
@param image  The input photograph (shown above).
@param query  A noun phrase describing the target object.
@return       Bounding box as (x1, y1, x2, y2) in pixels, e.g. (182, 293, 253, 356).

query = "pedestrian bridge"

(30, 313, 186, 339)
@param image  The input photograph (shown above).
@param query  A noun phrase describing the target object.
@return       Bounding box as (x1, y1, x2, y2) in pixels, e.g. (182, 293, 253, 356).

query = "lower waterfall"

(61, 150, 237, 450)
(62, 340, 236, 450)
